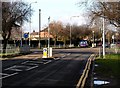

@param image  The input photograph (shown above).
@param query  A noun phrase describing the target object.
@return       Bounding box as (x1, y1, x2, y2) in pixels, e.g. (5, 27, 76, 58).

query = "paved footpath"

(0, 53, 42, 60)
(0, 51, 64, 60)
(1, 47, 119, 60)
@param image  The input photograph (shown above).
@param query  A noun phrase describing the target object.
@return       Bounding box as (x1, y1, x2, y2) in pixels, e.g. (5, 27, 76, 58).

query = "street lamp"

(20, 0, 23, 47)
(29, 1, 37, 47)
(48, 16, 50, 57)
(38, 9, 41, 48)
(70, 16, 80, 47)
(102, 2, 105, 58)
(70, 18, 72, 47)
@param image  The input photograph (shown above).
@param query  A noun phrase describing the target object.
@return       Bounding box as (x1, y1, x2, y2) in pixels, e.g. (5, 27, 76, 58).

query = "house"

(30, 30, 53, 40)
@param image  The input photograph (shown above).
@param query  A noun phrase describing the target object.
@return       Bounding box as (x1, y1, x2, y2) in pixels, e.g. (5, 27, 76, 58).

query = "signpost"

(24, 33, 29, 45)
(24, 33, 29, 39)
(42, 16, 53, 59)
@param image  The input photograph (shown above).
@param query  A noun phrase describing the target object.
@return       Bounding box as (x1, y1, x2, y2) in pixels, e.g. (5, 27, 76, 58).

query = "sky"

(2, 0, 119, 33)
(23, 0, 88, 32)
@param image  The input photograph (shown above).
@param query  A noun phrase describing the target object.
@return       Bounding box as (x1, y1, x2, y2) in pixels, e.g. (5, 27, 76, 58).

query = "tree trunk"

(3, 39, 7, 54)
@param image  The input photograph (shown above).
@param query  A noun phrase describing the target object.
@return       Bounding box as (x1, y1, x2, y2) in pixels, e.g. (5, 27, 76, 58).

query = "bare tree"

(78, 0, 120, 28)
(49, 21, 63, 46)
(62, 24, 91, 46)
(59, 24, 70, 46)
(93, 1, 120, 28)
(2, 1, 32, 53)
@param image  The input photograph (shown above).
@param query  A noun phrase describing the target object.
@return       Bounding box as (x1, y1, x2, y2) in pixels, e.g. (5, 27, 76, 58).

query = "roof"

(30, 32, 38, 35)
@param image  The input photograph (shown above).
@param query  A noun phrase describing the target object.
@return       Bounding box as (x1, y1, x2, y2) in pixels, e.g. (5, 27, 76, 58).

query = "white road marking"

(4, 65, 17, 70)
(21, 61, 44, 64)
(67, 53, 71, 55)
(7, 68, 23, 71)
(44, 60, 52, 64)
(26, 66, 38, 71)
(0, 72, 18, 79)
(4, 65, 31, 71)
(21, 61, 29, 64)
(0, 73, 9, 76)
(62, 55, 66, 58)
(55, 58, 60, 60)
(60, 53, 71, 58)
(24, 63, 38, 66)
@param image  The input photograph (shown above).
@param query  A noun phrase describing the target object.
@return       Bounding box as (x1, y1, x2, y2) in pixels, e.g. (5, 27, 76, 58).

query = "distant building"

(30, 30, 53, 40)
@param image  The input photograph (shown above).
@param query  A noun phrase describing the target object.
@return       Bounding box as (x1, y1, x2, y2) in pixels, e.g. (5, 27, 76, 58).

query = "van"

(79, 40, 88, 47)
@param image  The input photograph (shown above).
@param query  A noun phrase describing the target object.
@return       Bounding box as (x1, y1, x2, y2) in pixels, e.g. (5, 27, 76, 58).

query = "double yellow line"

(76, 54, 95, 88)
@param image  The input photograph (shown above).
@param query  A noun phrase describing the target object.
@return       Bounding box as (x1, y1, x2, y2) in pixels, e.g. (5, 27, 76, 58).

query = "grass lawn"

(94, 54, 120, 87)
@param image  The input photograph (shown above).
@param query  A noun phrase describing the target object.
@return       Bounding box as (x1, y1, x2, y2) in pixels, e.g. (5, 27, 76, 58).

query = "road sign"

(42, 48, 47, 58)
(24, 33, 29, 38)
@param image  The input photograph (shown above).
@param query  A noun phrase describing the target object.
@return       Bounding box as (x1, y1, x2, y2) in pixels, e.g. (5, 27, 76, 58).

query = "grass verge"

(94, 54, 120, 87)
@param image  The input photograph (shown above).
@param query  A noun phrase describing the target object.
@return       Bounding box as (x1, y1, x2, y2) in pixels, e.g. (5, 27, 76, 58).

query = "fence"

(39, 44, 75, 49)
(0, 44, 20, 55)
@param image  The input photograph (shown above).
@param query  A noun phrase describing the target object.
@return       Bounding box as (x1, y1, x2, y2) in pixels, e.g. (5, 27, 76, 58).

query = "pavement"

(1, 47, 119, 61)
(0, 53, 40, 60)
(0, 51, 64, 60)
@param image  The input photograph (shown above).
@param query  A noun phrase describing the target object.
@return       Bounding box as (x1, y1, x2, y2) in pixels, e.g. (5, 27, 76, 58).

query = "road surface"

(1, 48, 97, 88)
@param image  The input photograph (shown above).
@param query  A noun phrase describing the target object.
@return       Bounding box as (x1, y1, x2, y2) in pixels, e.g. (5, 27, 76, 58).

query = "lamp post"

(38, 9, 41, 48)
(29, 1, 37, 47)
(70, 17, 72, 47)
(20, 23, 23, 47)
(102, 1, 105, 58)
(20, 0, 23, 47)
(70, 16, 80, 47)
(102, 16, 105, 57)
(48, 16, 50, 57)
(97, 0, 105, 58)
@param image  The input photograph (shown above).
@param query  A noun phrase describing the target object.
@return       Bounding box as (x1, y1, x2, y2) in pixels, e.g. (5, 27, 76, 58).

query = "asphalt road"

(1, 48, 96, 88)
